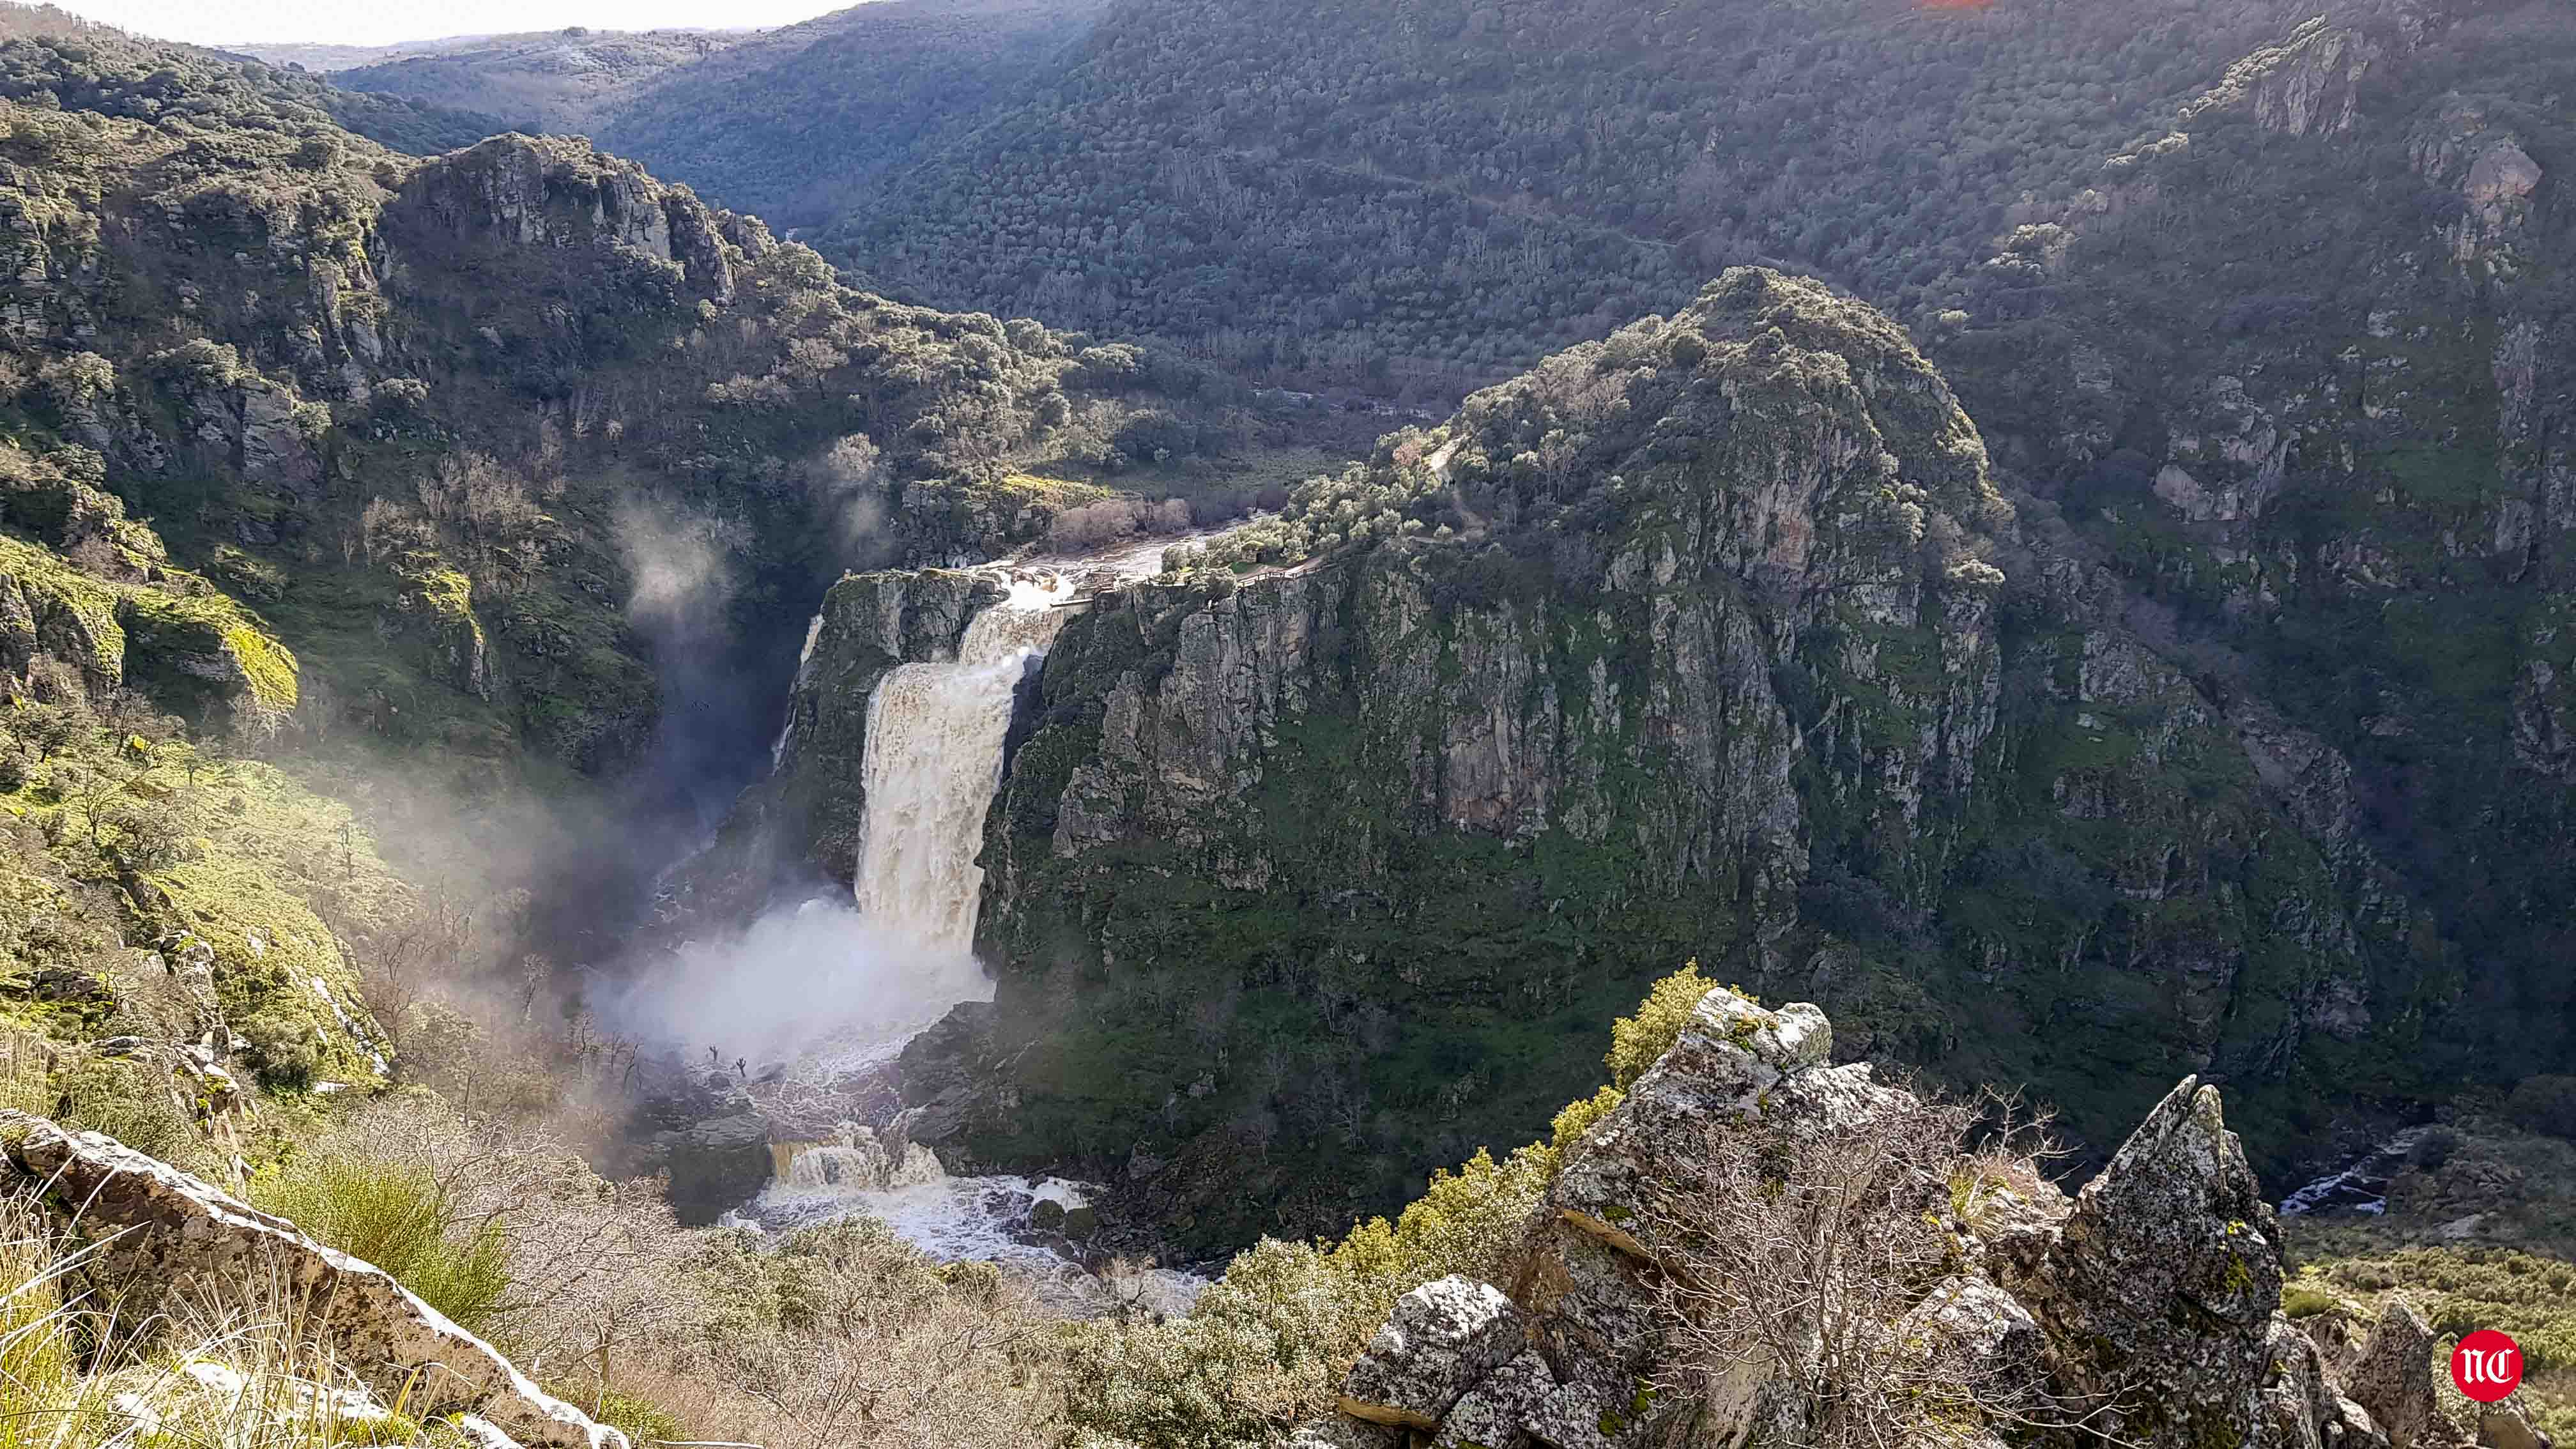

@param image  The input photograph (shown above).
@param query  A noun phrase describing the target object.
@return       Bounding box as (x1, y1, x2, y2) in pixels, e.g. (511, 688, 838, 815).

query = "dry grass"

(0, 1195, 454, 1449)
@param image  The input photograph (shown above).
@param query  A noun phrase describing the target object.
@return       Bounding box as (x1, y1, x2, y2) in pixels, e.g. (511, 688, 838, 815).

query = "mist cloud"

(598, 896, 993, 1068)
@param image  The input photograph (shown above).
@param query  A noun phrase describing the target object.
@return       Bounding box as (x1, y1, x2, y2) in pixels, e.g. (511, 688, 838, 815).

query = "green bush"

(1606, 960, 1719, 1090)
(2508, 1076, 2576, 1140)
(57, 1056, 195, 1167)
(249, 1156, 509, 1334)
(1549, 1085, 1623, 1157)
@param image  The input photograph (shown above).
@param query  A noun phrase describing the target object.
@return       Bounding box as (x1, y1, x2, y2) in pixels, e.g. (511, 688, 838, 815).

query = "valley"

(0, 0, 2557, 1443)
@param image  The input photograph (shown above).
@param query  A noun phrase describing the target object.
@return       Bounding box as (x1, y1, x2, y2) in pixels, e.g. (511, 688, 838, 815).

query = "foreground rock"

(1, 1115, 628, 1449)
(1296, 989, 2529, 1449)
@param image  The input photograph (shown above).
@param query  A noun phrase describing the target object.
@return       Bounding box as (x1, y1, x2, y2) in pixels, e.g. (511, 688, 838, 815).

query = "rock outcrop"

(1293, 989, 2511, 1449)
(1, 1115, 629, 1449)
(1338, 1277, 1528, 1430)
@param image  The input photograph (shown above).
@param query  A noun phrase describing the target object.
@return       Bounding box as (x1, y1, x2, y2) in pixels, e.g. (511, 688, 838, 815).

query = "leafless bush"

(293, 1096, 701, 1413)
(1641, 1085, 2060, 1449)
(417, 452, 551, 581)
(686, 1220, 1066, 1449)
(1045, 496, 1192, 550)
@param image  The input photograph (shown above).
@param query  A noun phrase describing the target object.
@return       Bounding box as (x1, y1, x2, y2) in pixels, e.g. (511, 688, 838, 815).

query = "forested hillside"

(0, 5, 502, 155)
(314, 27, 735, 135)
(293, 0, 1115, 238)
(821, 0, 2326, 394)
(280, 0, 2342, 398)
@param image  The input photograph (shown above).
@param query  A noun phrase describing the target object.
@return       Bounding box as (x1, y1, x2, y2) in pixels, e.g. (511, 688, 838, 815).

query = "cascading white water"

(699, 569, 1208, 1311)
(769, 612, 827, 768)
(850, 577, 1074, 955)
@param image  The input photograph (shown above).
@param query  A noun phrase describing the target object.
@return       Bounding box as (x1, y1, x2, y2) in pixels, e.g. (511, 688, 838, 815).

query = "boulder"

(1549, 991, 1890, 1262)
(2339, 1301, 2469, 1449)
(660, 1112, 772, 1225)
(896, 1000, 1001, 1147)
(1896, 1275, 2048, 1407)
(1, 1115, 625, 1449)
(1340, 1276, 1530, 1430)
(2005, 1076, 2285, 1446)
(2480, 1402, 2551, 1449)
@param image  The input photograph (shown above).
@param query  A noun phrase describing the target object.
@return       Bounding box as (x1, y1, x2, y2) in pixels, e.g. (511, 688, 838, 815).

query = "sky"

(50, 0, 855, 49)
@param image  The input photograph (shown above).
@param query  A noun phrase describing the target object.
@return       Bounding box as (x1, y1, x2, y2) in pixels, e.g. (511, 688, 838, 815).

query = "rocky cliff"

(793, 270, 2435, 1249)
(1932, 0, 2574, 1107)
(1293, 986, 2538, 1449)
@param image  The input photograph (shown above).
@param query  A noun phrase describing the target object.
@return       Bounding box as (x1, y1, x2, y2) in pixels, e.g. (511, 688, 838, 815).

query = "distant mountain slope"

(810, 0, 2319, 396)
(595, 0, 1114, 231)
(294, 1, 1113, 233)
(326, 27, 740, 134)
(0, 3, 502, 155)
(1934, 0, 2576, 1091)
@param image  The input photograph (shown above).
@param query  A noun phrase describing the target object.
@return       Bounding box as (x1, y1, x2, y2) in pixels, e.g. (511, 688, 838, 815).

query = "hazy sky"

(53, 0, 855, 49)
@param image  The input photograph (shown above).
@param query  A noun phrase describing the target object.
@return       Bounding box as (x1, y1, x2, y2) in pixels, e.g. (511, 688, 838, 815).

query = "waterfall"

(769, 612, 827, 769)
(851, 577, 1074, 955)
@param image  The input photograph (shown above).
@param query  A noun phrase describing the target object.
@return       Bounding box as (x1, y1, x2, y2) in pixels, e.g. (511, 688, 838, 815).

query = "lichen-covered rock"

(1511, 1223, 1662, 1393)
(2338, 1301, 2469, 1449)
(1, 1116, 625, 1449)
(1339, 1276, 1529, 1430)
(1301, 993, 2393, 1449)
(2005, 1076, 2284, 1446)
(1430, 1350, 1554, 1449)
(1551, 990, 1893, 1262)
(1896, 1275, 2048, 1408)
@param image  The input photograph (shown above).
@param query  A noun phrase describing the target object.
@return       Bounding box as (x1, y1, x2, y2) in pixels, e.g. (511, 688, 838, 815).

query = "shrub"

(2509, 1076, 2576, 1140)
(2407, 1125, 2461, 1170)
(57, 1055, 195, 1166)
(1550, 1085, 1623, 1157)
(249, 1154, 509, 1333)
(1606, 960, 1719, 1089)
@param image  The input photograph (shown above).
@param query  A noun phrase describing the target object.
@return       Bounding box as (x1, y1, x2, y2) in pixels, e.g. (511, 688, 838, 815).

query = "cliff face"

(1938, 0, 2576, 1094)
(816, 271, 2423, 1249)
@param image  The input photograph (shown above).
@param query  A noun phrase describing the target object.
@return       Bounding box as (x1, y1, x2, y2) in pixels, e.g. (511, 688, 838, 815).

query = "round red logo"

(2451, 1330, 2524, 1403)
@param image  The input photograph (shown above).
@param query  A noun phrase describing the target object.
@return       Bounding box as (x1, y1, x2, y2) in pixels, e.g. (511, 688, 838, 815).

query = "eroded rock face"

(1293, 990, 2480, 1449)
(2, 1116, 627, 1449)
